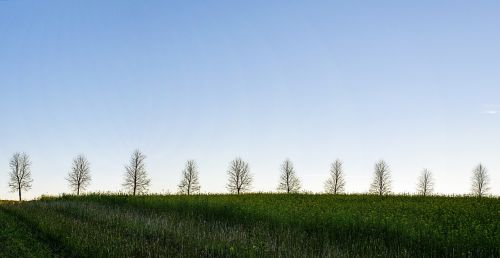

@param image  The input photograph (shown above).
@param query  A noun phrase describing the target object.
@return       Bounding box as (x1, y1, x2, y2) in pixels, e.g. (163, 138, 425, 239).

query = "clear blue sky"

(0, 1, 499, 199)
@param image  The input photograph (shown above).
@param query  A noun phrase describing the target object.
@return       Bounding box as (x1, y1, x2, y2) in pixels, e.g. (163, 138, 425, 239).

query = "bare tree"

(277, 159, 301, 193)
(67, 154, 92, 195)
(471, 163, 490, 197)
(416, 168, 434, 196)
(369, 160, 391, 195)
(325, 159, 345, 194)
(8, 152, 33, 201)
(178, 160, 201, 195)
(227, 157, 252, 194)
(123, 150, 150, 195)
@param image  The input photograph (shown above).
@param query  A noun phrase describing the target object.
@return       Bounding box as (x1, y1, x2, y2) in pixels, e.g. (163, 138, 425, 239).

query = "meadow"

(0, 194, 498, 257)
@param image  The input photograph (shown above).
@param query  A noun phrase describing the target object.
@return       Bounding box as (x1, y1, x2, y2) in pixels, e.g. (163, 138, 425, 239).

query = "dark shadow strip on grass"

(0, 204, 79, 258)
(14, 201, 241, 257)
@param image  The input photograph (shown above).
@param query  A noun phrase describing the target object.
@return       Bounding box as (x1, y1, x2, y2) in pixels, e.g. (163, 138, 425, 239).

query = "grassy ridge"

(57, 194, 499, 256)
(1, 194, 499, 257)
(1, 199, 385, 257)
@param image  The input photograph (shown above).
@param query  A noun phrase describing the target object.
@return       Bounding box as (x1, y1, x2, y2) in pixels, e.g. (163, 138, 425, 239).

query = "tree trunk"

(133, 181, 137, 196)
(18, 181, 22, 201)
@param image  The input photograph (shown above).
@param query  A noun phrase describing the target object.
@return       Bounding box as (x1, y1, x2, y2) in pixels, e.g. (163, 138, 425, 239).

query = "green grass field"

(0, 194, 498, 257)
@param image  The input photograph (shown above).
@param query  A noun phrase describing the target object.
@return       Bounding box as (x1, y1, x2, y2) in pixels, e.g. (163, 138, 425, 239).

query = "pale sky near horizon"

(0, 1, 499, 200)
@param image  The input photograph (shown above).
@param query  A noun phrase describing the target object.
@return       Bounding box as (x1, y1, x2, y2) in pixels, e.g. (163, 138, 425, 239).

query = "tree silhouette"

(471, 163, 489, 197)
(416, 168, 433, 196)
(369, 160, 391, 196)
(227, 158, 252, 194)
(277, 159, 301, 193)
(8, 152, 33, 201)
(178, 160, 201, 195)
(325, 159, 345, 194)
(67, 154, 92, 195)
(123, 150, 150, 195)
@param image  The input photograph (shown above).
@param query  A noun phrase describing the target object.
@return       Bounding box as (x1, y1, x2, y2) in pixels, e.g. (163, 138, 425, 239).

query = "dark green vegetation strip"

(0, 203, 59, 258)
(2, 200, 388, 257)
(2, 194, 499, 257)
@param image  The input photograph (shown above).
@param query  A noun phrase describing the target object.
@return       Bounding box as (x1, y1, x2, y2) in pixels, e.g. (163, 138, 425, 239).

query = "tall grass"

(1, 194, 498, 257)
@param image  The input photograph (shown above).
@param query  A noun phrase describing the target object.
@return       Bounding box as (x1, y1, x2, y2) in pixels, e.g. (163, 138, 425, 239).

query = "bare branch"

(277, 159, 301, 193)
(178, 160, 201, 195)
(325, 159, 345, 194)
(416, 168, 433, 196)
(122, 150, 150, 195)
(67, 154, 92, 195)
(369, 160, 391, 196)
(226, 157, 252, 194)
(471, 163, 490, 197)
(8, 152, 33, 201)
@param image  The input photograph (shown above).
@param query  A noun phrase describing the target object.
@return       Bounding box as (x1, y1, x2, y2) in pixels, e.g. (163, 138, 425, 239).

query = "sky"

(0, 1, 499, 200)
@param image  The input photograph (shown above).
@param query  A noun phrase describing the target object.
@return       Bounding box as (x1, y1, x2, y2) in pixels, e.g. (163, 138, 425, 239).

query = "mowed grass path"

(0, 194, 498, 257)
